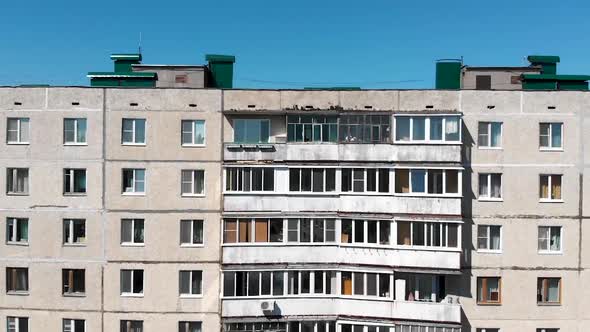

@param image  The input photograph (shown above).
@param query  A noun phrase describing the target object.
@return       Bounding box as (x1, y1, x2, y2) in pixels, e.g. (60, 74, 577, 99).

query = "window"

(476, 329, 499, 332)
(540, 175, 562, 201)
(181, 170, 205, 196)
(180, 220, 203, 246)
(63, 169, 86, 195)
(122, 169, 145, 194)
(396, 273, 441, 302)
(477, 225, 501, 252)
(478, 173, 501, 200)
(122, 118, 146, 144)
(477, 277, 501, 304)
(340, 114, 391, 143)
(341, 220, 391, 245)
(225, 168, 274, 192)
(223, 218, 283, 243)
(6, 267, 28, 293)
(63, 219, 85, 245)
(538, 226, 561, 253)
(6, 168, 28, 194)
(121, 219, 144, 245)
(395, 169, 460, 195)
(341, 272, 391, 298)
(540, 122, 562, 149)
(537, 277, 561, 304)
(6, 118, 29, 144)
(64, 118, 87, 144)
(478, 122, 502, 148)
(181, 120, 205, 146)
(7, 317, 28, 332)
(120, 269, 144, 295)
(179, 321, 202, 332)
(62, 269, 85, 295)
(395, 116, 460, 142)
(223, 271, 285, 297)
(286, 219, 335, 243)
(396, 221, 459, 248)
(63, 319, 85, 332)
(287, 115, 338, 142)
(120, 320, 143, 332)
(289, 168, 336, 192)
(233, 119, 270, 143)
(536, 329, 559, 332)
(6, 218, 28, 244)
(179, 270, 202, 296)
(342, 169, 389, 193)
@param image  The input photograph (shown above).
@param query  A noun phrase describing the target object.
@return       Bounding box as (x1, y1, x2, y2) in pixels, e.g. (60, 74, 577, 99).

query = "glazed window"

(478, 173, 501, 200)
(121, 118, 146, 144)
(6, 218, 28, 245)
(339, 114, 391, 143)
(6, 117, 30, 144)
(225, 167, 274, 192)
(179, 270, 202, 296)
(120, 269, 143, 295)
(223, 271, 286, 297)
(289, 168, 336, 192)
(537, 277, 561, 304)
(181, 120, 205, 146)
(287, 115, 338, 142)
(121, 219, 144, 245)
(62, 269, 85, 295)
(397, 221, 459, 248)
(63, 219, 86, 245)
(539, 122, 562, 149)
(180, 220, 204, 246)
(342, 168, 389, 193)
(7, 317, 28, 332)
(395, 116, 460, 143)
(6, 267, 28, 294)
(478, 122, 502, 148)
(233, 119, 270, 143)
(477, 225, 502, 252)
(181, 170, 205, 196)
(341, 271, 391, 298)
(122, 169, 145, 194)
(64, 118, 87, 144)
(223, 218, 283, 243)
(63, 319, 85, 332)
(178, 322, 201, 332)
(6, 168, 28, 195)
(63, 169, 86, 195)
(538, 226, 561, 253)
(341, 219, 391, 245)
(395, 169, 460, 195)
(540, 174, 562, 201)
(120, 320, 143, 332)
(477, 277, 501, 304)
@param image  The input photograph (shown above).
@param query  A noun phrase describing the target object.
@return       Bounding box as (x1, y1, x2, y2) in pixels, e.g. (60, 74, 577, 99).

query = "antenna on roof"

(138, 32, 142, 55)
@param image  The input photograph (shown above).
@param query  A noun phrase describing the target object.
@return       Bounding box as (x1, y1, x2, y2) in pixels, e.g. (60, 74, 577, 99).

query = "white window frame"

(538, 226, 562, 254)
(63, 319, 85, 332)
(476, 329, 500, 332)
(181, 169, 205, 196)
(341, 168, 390, 194)
(395, 168, 462, 197)
(180, 219, 204, 247)
(63, 168, 87, 195)
(289, 167, 337, 193)
(7, 316, 28, 332)
(122, 168, 146, 195)
(233, 118, 271, 144)
(338, 320, 395, 332)
(178, 321, 202, 332)
(179, 270, 203, 297)
(478, 121, 502, 149)
(6, 267, 28, 294)
(285, 218, 337, 244)
(539, 174, 563, 202)
(6, 117, 30, 144)
(478, 173, 502, 201)
(396, 220, 461, 250)
(393, 115, 462, 144)
(539, 122, 563, 150)
(224, 167, 275, 193)
(120, 269, 144, 296)
(6, 217, 28, 245)
(121, 218, 144, 246)
(6, 168, 29, 195)
(340, 219, 392, 246)
(63, 219, 86, 246)
(181, 120, 206, 146)
(121, 118, 146, 145)
(63, 118, 87, 145)
(341, 270, 393, 299)
(476, 225, 502, 253)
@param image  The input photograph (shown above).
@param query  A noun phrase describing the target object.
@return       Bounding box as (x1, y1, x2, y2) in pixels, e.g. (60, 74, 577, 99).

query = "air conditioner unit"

(260, 300, 275, 312)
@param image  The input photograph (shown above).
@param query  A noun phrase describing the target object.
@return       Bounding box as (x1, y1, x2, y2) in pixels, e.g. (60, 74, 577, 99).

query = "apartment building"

(2, 54, 590, 332)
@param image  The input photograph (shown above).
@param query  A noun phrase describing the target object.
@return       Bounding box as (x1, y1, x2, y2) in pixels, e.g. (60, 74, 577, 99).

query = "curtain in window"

(194, 121, 205, 144)
(20, 119, 30, 142)
(550, 228, 560, 251)
(411, 170, 425, 192)
(551, 176, 561, 199)
(445, 116, 460, 141)
(491, 175, 501, 198)
(491, 227, 501, 250)
(547, 279, 559, 302)
(491, 122, 501, 146)
(16, 171, 28, 193)
(17, 270, 28, 291)
(551, 123, 562, 147)
(134, 220, 144, 243)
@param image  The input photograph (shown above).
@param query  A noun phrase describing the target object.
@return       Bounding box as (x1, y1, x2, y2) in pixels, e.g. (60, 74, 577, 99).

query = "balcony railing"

(221, 297, 461, 323)
(224, 142, 461, 163)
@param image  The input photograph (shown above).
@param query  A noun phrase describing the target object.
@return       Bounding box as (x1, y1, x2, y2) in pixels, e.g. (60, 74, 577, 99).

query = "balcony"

(224, 143, 461, 163)
(223, 245, 460, 270)
(223, 194, 461, 216)
(221, 297, 461, 323)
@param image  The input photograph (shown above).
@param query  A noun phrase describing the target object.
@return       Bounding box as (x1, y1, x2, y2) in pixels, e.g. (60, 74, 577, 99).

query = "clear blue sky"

(1, 0, 589, 89)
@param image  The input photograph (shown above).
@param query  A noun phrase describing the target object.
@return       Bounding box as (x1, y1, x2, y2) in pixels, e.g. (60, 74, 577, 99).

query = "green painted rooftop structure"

(88, 52, 235, 88)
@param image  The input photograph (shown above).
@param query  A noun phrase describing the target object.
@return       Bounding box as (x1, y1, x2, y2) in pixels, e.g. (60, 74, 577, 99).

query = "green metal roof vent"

(528, 55, 560, 75)
(206, 54, 235, 89)
(88, 52, 156, 87)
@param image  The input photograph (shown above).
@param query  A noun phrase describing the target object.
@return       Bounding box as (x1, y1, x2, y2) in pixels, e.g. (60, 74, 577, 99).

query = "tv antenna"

(138, 32, 142, 55)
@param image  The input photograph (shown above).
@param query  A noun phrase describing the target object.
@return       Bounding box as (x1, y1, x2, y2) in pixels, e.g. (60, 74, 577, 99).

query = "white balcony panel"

(224, 195, 461, 216)
(224, 143, 461, 163)
(223, 245, 460, 270)
(222, 297, 461, 323)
